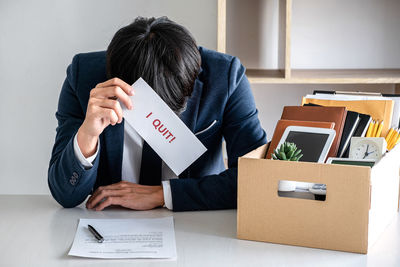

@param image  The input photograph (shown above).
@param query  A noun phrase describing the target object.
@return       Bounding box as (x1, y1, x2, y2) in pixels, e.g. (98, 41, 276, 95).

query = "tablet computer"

(277, 126, 336, 163)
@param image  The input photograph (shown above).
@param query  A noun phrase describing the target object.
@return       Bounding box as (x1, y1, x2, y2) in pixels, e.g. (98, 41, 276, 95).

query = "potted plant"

(272, 142, 303, 191)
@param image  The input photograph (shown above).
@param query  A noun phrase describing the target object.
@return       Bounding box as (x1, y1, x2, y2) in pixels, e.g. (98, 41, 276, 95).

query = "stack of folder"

(267, 90, 399, 160)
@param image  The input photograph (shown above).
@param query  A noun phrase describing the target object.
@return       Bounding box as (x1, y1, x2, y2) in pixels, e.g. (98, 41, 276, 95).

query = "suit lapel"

(178, 77, 204, 178)
(179, 78, 203, 132)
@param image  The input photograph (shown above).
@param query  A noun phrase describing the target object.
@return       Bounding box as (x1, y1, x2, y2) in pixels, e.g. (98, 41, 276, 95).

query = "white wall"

(0, 0, 217, 194)
(0, 0, 398, 194)
(291, 0, 400, 68)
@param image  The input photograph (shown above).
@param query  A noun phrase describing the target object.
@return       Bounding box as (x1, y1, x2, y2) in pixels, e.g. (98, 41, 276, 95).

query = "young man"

(48, 17, 266, 212)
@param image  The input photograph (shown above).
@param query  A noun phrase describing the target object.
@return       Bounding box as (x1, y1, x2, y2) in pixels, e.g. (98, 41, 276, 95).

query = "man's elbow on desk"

(48, 185, 87, 209)
(48, 162, 97, 209)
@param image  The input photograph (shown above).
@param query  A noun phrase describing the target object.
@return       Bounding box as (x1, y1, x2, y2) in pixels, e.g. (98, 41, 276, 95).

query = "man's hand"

(86, 181, 165, 211)
(77, 78, 134, 158)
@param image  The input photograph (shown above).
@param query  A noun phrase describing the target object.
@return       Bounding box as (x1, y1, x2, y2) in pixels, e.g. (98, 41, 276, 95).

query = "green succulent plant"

(272, 142, 303, 161)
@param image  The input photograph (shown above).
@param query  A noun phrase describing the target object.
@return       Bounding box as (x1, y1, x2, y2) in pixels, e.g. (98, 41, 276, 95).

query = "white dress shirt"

(73, 123, 177, 210)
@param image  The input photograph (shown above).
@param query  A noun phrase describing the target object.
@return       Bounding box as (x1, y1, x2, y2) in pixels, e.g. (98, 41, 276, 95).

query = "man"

(48, 17, 266, 211)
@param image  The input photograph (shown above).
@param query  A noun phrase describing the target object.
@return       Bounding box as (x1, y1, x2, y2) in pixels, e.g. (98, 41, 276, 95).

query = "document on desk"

(68, 217, 177, 259)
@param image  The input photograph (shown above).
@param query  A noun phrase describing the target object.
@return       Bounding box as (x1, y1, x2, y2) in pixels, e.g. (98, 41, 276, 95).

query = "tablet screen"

(284, 131, 330, 162)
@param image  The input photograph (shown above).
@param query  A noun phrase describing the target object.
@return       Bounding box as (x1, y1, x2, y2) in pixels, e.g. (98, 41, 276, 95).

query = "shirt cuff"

(162, 180, 173, 210)
(73, 133, 99, 169)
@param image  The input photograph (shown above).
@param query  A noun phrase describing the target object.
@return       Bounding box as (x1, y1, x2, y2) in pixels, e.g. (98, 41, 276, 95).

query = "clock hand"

(363, 144, 370, 159)
(366, 150, 377, 156)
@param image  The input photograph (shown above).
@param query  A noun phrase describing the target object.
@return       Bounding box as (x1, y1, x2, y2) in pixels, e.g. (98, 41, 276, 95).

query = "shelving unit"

(217, 0, 400, 92)
(247, 69, 400, 84)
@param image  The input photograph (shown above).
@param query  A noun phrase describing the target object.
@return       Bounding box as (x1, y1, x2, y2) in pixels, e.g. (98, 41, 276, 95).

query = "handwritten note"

(122, 78, 207, 175)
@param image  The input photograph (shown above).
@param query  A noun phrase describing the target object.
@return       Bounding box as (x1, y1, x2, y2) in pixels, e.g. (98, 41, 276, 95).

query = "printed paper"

(68, 217, 177, 259)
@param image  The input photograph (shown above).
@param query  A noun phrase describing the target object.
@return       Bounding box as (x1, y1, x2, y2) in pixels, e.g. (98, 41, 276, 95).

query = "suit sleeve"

(169, 57, 267, 211)
(48, 55, 100, 208)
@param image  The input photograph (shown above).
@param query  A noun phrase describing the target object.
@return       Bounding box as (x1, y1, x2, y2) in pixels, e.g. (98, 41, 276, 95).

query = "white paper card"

(68, 217, 177, 259)
(122, 78, 207, 175)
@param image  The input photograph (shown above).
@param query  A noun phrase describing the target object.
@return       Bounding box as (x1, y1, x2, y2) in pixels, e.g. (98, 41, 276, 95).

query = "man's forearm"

(169, 168, 238, 212)
(48, 134, 100, 208)
(77, 127, 99, 158)
(73, 133, 99, 169)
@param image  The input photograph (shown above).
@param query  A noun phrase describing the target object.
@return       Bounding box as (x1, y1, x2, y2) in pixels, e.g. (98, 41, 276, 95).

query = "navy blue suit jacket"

(48, 47, 267, 211)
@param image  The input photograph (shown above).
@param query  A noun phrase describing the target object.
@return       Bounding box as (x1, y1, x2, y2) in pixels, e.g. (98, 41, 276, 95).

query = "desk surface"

(0, 195, 399, 267)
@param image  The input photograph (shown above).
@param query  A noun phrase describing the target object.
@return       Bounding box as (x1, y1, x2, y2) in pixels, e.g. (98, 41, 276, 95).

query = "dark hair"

(106, 17, 201, 113)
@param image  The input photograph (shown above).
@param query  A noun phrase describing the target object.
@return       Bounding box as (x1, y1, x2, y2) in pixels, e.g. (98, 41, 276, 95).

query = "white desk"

(0, 195, 399, 267)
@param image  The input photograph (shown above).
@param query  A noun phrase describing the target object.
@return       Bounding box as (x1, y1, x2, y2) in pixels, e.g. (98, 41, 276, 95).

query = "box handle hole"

(278, 180, 326, 201)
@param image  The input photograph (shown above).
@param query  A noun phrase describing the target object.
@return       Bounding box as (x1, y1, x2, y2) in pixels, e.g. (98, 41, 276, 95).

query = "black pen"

(88, 224, 104, 243)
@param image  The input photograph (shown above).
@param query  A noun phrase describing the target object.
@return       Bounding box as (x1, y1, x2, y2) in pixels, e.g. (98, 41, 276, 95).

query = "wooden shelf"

(246, 69, 285, 83)
(246, 69, 400, 84)
(218, 0, 400, 86)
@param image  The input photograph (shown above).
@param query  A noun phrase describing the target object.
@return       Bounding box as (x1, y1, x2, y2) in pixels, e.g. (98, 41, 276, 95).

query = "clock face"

(352, 142, 381, 159)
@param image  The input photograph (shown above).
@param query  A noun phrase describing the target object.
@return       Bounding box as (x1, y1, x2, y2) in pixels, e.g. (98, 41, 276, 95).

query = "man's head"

(106, 17, 201, 114)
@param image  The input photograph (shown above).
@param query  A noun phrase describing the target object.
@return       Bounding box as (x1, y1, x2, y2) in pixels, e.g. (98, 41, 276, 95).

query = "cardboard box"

(237, 144, 400, 254)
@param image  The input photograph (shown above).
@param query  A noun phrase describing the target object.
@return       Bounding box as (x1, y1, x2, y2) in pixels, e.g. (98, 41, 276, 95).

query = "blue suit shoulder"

(67, 51, 107, 93)
(71, 50, 106, 67)
(198, 47, 246, 96)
